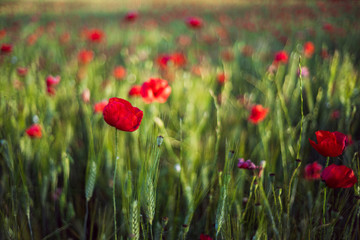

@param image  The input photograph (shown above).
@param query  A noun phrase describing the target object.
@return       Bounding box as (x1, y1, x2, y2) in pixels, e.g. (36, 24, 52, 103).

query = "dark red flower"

(248, 105, 269, 124)
(93, 100, 108, 113)
(1, 44, 12, 54)
(129, 85, 142, 97)
(309, 131, 347, 157)
(304, 162, 322, 180)
(346, 134, 353, 146)
(113, 66, 126, 80)
(141, 78, 171, 104)
(303, 41, 315, 58)
(103, 98, 143, 132)
(186, 17, 203, 29)
(321, 49, 330, 59)
(87, 29, 104, 43)
(26, 124, 42, 138)
(200, 234, 213, 240)
(323, 23, 334, 33)
(78, 49, 94, 65)
(46, 75, 61, 88)
(17, 67, 28, 77)
(321, 164, 357, 188)
(331, 110, 340, 119)
(273, 50, 288, 65)
(124, 11, 138, 22)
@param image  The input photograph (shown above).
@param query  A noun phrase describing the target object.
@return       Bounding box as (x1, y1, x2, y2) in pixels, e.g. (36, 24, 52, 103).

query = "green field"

(1, 1, 360, 239)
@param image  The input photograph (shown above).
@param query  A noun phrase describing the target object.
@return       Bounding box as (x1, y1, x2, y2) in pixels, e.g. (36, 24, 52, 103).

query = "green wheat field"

(1, 1, 360, 239)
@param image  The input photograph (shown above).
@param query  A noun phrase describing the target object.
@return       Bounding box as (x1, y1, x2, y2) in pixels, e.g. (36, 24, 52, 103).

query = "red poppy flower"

(59, 32, 70, 44)
(26, 124, 42, 138)
(217, 73, 226, 84)
(113, 66, 126, 80)
(103, 97, 143, 132)
(17, 67, 28, 77)
(124, 11, 138, 22)
(46, 75, 61, 88)
(304, 162, 322, 180)
(177, 35, 191, 47)
(140, 78, 171, 103)
(323, 23, 334, 33)
(273, 50, 288, 65)
(309, 131, 347, 157)
(171, 52, 186, 67)
(186, 17, 203, 29)
(248, 105, 269, 124)
(47, 87, 56, 96)
(346, 134, 353, 146)
(303, 41, 315, 58)
(157, 54, 172, 69)
(0, 29, 6, 40)
(78, 49, 94, 65)
(1, 44, 12, 54)
(87, 29, 104, 43)
(200, 234, 213, 240)
(321, 49, 330, 59)
(129, 85, 142, 97)
(321, 164, 357, 188)
(221, 50, 234, 62)
(93, 100, 108, 113)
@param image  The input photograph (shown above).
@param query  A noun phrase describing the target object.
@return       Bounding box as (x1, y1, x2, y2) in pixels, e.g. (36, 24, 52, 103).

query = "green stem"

(286, 56, 304, 235)
(323, 157, 330, 225)
(83, 200, 89, 240)
(113, 130, 118, 240)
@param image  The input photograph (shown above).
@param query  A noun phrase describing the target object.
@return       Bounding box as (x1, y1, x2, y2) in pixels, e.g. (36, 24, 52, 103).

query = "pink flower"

(237, 158, 257, 170)
(81, 88, 91, 103)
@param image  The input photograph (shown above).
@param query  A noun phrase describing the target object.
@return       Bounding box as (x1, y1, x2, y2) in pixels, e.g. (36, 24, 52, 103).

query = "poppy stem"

(323, 157, 330, 227)
(113, 129, 118, 240)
